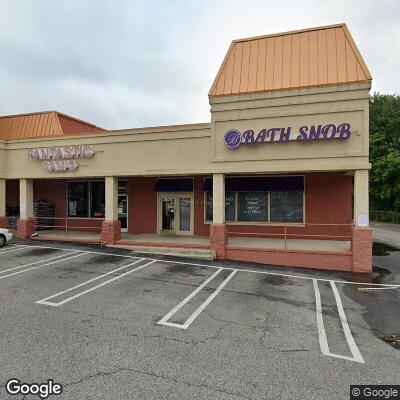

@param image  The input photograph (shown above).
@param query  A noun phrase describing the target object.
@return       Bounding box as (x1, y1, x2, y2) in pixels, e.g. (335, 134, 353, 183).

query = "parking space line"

(158, 269, 238, 329)
(0, 251, 80, 275)
(11, 244, 400, 289)
(36, 259, 156, 307)
(0, 245, 31, 255)
(0, 252, 86, 280)
(313, 279, 364, 363)
(358, 286, 399, 291)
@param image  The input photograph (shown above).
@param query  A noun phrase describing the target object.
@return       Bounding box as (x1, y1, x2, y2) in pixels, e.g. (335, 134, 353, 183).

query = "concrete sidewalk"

(371, 221, 400, 248)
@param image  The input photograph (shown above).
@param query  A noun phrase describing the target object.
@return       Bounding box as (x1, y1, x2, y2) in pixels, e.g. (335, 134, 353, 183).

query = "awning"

(154, 178, 193, 192)
(203, 176, 304, 192)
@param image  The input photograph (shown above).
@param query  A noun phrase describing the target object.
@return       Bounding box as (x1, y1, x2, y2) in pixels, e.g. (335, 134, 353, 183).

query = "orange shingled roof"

(209, 23, 372, 97)
(0, 111, 104, 141)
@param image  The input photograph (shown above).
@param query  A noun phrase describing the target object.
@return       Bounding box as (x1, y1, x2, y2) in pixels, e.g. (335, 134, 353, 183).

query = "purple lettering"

(255, 129, 267, 144)
(296, 126, 308, 142)
(267, 128, 280, 143)
(278, 127, 291, 143)
(337, 123, 352, 140)
(243, 130, 255, 145)
(322, 124, 336, 140)
(309, 125, 322, 140)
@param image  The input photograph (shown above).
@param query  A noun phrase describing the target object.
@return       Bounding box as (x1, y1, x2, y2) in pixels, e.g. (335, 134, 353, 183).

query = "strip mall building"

(0, 24, 373, 273)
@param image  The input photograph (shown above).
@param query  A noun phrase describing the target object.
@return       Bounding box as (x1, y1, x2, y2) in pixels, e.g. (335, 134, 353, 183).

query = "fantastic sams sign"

(224, 123, 352, 149)
(28, 145, 95, 172)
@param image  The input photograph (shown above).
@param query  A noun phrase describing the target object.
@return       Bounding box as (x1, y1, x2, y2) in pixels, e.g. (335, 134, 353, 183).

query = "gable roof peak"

(209, 23, 371, 97)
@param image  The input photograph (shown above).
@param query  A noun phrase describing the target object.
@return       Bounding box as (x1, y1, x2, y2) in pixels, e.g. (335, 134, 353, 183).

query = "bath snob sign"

(224, 123, 352, 149)
(27, 145, 95, 172)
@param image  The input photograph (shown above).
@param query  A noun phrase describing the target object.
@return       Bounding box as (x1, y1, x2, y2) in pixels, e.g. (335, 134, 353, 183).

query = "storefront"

(0, 23, 373, 272)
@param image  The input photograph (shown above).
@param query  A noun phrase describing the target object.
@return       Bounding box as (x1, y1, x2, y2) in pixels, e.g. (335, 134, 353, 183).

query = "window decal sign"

(224, 123, 352, 149)
(27, 145, 95, 172)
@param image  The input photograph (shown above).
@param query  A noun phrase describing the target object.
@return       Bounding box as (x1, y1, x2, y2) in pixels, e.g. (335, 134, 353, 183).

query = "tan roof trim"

(209, 41, 235, 97)
(4, 122, 211, 144)
(55, 111, 104, 129)
(232, 23, 346, 43)
(0, 110, 53, 119)
(342, 25, 372, 80)
(53, 111, 64, 136)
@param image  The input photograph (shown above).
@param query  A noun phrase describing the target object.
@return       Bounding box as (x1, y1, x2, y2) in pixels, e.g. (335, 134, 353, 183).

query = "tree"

(369, 93, 400, 211)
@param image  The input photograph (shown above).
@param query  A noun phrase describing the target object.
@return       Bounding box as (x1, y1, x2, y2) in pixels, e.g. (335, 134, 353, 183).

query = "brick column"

(0, 179, 9, 228)
(352, 227, 372, 273)
(17, 218, 36, 238)
(101, 220, 121, 245)
(101, 177, 121, 245)
(210, 223, 227, 259)
(17, 179, 35, 238)
(210, 173, 227, 259)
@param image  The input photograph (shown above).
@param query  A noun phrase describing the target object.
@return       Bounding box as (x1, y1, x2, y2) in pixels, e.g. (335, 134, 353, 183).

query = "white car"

(0, 228, 13, 247)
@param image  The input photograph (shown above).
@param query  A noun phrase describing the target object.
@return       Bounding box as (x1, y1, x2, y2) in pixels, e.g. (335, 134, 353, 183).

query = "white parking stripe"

(313, 279, 330, 356)
(0, 251, 79, 275)
(358, 286, 399, 291)
(36, 259, 156, 307)
(0, 252, 86, 280)
(313, 279, 364, 363)
(0, 245, 31, 255)
(158, 269, 237, 329)
(330, 281, 364, 363)
(11, 243, 400, 288)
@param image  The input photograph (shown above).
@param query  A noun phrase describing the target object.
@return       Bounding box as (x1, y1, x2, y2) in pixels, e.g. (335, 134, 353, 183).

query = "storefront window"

(270, 191, 303, 223)
(68, 182, 89, 217)
(205, 185, 304, 223)
(205, 191, 236, 222)
(237, 192, 268, 222)
(68, 181, 105, 218)
(225, 192, 236, 221)
(205, 192, 213, 221)
(90, 181, 105, 218)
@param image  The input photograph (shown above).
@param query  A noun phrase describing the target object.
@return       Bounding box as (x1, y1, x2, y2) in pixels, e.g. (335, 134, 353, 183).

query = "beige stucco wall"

(210, 83, 370, 173)
(0, 83, 370, 180)
(0, 142, 6, 179)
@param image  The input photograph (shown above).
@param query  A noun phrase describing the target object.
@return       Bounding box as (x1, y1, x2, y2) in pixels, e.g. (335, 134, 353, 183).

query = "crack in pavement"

(63, 365, 260, 400)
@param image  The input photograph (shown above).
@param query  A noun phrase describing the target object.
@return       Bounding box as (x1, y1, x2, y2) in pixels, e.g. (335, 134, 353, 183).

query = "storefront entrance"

(158, 193, 193, 235)
(118, 180, 128, 232)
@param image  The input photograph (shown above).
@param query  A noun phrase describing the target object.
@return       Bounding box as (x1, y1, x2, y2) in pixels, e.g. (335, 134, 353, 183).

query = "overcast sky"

(0, 0, 398, 129)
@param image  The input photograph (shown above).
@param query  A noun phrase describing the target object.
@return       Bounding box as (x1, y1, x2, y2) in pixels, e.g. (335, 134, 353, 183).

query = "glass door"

(176, 195, 193, 235)
(118, 180, 128, 232)
(118, 194, 128, 232)
(158, 193, 193, 235)
(160, 196, 175, 232)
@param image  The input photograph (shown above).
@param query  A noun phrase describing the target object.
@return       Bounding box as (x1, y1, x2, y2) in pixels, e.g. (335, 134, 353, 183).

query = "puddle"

(15, 248, 60, 257)
(372, 265, 392, 284)
(261, 275, 292, 286)
(373, 242, 400, 256)
(82, 254, 127, 265)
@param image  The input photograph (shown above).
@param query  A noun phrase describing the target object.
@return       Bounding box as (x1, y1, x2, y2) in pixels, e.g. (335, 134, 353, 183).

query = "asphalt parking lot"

(0, 241, 399, 399)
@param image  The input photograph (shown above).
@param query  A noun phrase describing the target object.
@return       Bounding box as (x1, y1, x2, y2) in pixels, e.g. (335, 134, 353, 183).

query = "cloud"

(0, 0, 398, 129)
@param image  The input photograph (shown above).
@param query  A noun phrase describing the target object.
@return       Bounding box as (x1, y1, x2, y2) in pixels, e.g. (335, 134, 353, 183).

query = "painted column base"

(210, 223, 227, 259)
(17, 218, 36, 239)
(101, 220, 121, 245)
(0, 216, 9, 228)
(352, 227, 372, 273)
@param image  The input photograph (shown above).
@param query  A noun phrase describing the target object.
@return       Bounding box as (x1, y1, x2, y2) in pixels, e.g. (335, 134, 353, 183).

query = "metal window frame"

(66, 179, 105, 219)
(203, 174, 305, 225)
